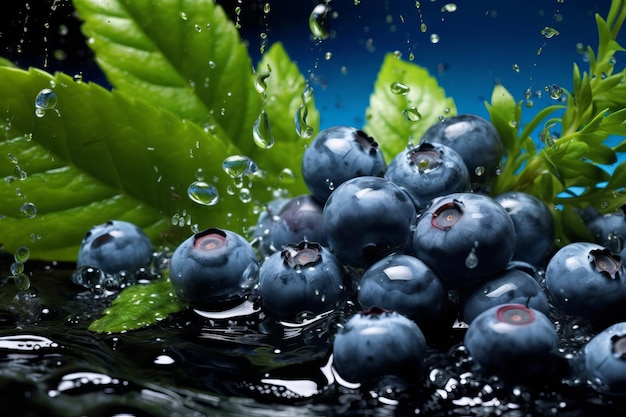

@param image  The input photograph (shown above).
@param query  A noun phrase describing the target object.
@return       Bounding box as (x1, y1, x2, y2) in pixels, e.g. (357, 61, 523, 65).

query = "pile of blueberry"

(75, 115, 626, 399)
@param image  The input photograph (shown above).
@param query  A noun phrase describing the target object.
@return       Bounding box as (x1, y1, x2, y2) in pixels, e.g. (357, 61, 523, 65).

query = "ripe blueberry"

(464, 304, 560, 382)
(584, 322, 626, 396)
(302, 126, 386, 203)
(169, 227, 258, 306)
(323, 176, 416, 268)
(332, 308, 427, 385)
(258, 241, 345, 320)
(384, 142, 470, 210)
(410, 192, 516, 289)
(76, 220, 153, 276)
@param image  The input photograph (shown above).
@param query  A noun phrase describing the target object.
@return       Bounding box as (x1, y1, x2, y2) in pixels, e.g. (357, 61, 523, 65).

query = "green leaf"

(363, 53, 456, 161)
(73, 0, 262, 152)
(607, 161, 626, 190)
(485, 84, 518, 152)
(88, 275, 187, 333)
(0, 67, 255, 260)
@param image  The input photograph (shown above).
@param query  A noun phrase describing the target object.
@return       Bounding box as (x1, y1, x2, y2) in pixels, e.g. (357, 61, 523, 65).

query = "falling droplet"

(13, 273, 31, 291)
(253, 110, 275, 149)
(545, 84, 564, 100)
(222, 155, 258, 178)
(512, 63, 520, 73)
(420, 23, 427, 33)
(540, 26, 559, 39)
(430, 33, 440, 44)
(465, 250, 478, 269)
(187, 181, 219, 206)
(34, 88, 57, 117)
(295, 104, 314, 139)
(309, 3, 330, 40)
(10, 262, 24, 275)
(255, 69, 271, 94)
(390, 81, 410, 95)
(402, 107, 422, 122)
(264, 3, 271, 13)
(14, 246, 30, 263)
(20, 202, 37, 218)
(441, 3, 457, 12)
(279, 168, 296, 183)
(302, 85, 314, 103)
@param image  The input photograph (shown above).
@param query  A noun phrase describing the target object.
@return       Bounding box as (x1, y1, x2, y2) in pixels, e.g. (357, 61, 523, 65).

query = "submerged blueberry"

(332, 308, 427, 385)
(585, 322, 626, 396)
(169, 228, 258, 306)
(76, 220, 153, 276)
(258, 241, 345, 320)
(464, 304, 561, 382)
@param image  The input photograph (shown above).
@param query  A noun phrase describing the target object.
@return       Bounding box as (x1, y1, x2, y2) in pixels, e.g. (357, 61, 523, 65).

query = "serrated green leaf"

(88, 275, 187, 333)
(363, 53, 456, 161)
(73, 0, 262, 153)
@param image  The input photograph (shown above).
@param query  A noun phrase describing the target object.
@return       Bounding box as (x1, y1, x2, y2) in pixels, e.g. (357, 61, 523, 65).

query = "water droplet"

(324, 51, 333, 60)
(179, 11, 188, 21)
(264, 3, 271, 13)
(610, 56, 617, 66)
(601, 201, 609, 209)
(302, 85, 314, 103)
(71, 265, 104, 288)
(14, 246, 30, 263)
(10, 262, 24, 275)
(441, 3, 457, 12)
(34, 88, 57, 117)
(13, 273, 30, 291)
(465, 250, 478, 269)
(541, 26, 559, 39)
(430, 33, 440, 44)
(545, 84, 564, 100)
(187, 181, 219, 206)
(8, 153, 18, 164)
(512, 63, 520, 73)
(402, 107, 422, 122)
(73, 72, 83, 83)
(279, 168, 296, 183)
(255, 69, 271, 94)
(222, 155, 258, 178)
(474, 166, 485, 176)
(239, 188, 252, 203)
(194, 24, 202, 32)
(295, 104, 314, 139)
(253, 110, 275, 149)
(309, 4, 330, 40)
(390, 81, 410, 95)
(20, 202, 37, 218)
(195, 168, 205, 181)
(209, 60, 216, 69)
(420, 23, 427, 33)
(409, 52, 415, 61)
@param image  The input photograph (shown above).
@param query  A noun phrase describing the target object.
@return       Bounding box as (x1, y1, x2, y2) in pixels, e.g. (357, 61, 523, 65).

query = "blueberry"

(584, 322, 626, 395)
(419, 114, 503, 187)
(584, 206, 626, 255)
(323, 176, 416, 268)
(384, 142, 470, 210)
(410, 192, 516, 289)
(258, 241, 345, 320)
(76, 220, 153, 275)
(302, 126, 386, 203)
(332, 308, 427, 384)
(545, 242, 626, 325)
(464, 303, 560, 382)
(494, 191, 555, 267)
(460, 267, 550, 324)
(253, 194, 327, 257)
(169, 227, 258, 306)
(357, 253, 447, 329)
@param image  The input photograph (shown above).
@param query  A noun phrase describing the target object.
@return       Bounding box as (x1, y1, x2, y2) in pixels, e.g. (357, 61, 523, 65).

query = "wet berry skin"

(302, 126, 386, 203)
(494, 191, 555, 267)
(410, 192, 516, 289)
(419, 114, 503, 187)
(332, 309, 427, 385)
(253, 194, 327, 257)
(258, 241, 345, 320)
(384, 142, 470, 210)
(464, 304, 560, 382)
(77, 220, 153, 275)
(545, 242, 626, 325)
(169, 228, 258, 306)
(584, 207, 626, 255)
(323, 176, 417, 268)
(584, 322, 626, 396)
(460, 267, 550, 324)
(357, 253, 447, 329)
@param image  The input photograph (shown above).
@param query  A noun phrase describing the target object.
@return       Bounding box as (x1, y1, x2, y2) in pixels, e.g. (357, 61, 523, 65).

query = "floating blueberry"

(258, 241, 345, 320)
(494, 191, 555, 267)
(411, 192, 516, 289)
(332, 308, 427, 385)
(384, 142, 470, 210)
(545, 242, 626, 325)
(419, 114, 503, 187)
(76, 220, 154, 276)
(169, 227, 258, 306)
(464, 304, 560, 382)
(460, 267, 550, 324)
(357, 253, 447, 329)
(584, 322, 626, 396)
(323, 176, 416, 268)
(302, 126, 386, 203)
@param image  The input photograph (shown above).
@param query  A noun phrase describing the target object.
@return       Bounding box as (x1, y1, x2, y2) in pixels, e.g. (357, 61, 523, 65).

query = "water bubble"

(541, 26, 560, 39)
(430, 33, 440, 44)
(222, 155, 258, 178)
(441, 3, 457, 12)
(13, 273, 30, 291)
(279, 168, 296, 183)
(309, 3, 330, 40)
(545, 84, 564, 100)
(402, 107, 422, 122)
(465, 250, 478, 269)
(390, 81, 410, 95)
(20, 202, 37, 218)
(71, 265, 104, 288)
(14, 246, 30, 263)
(187, 181, 219, 206)
(253, 109, 275, 149)
(34, 88, 57, 117)
(295, 104, 314, 139)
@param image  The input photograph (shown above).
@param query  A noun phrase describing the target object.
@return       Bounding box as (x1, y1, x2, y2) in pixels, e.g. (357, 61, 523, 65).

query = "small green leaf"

(607, 161, 626, 190)
(88, 276, 187, 333)
(363, 53, 456, 161)
(485, 84, 518, 152)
